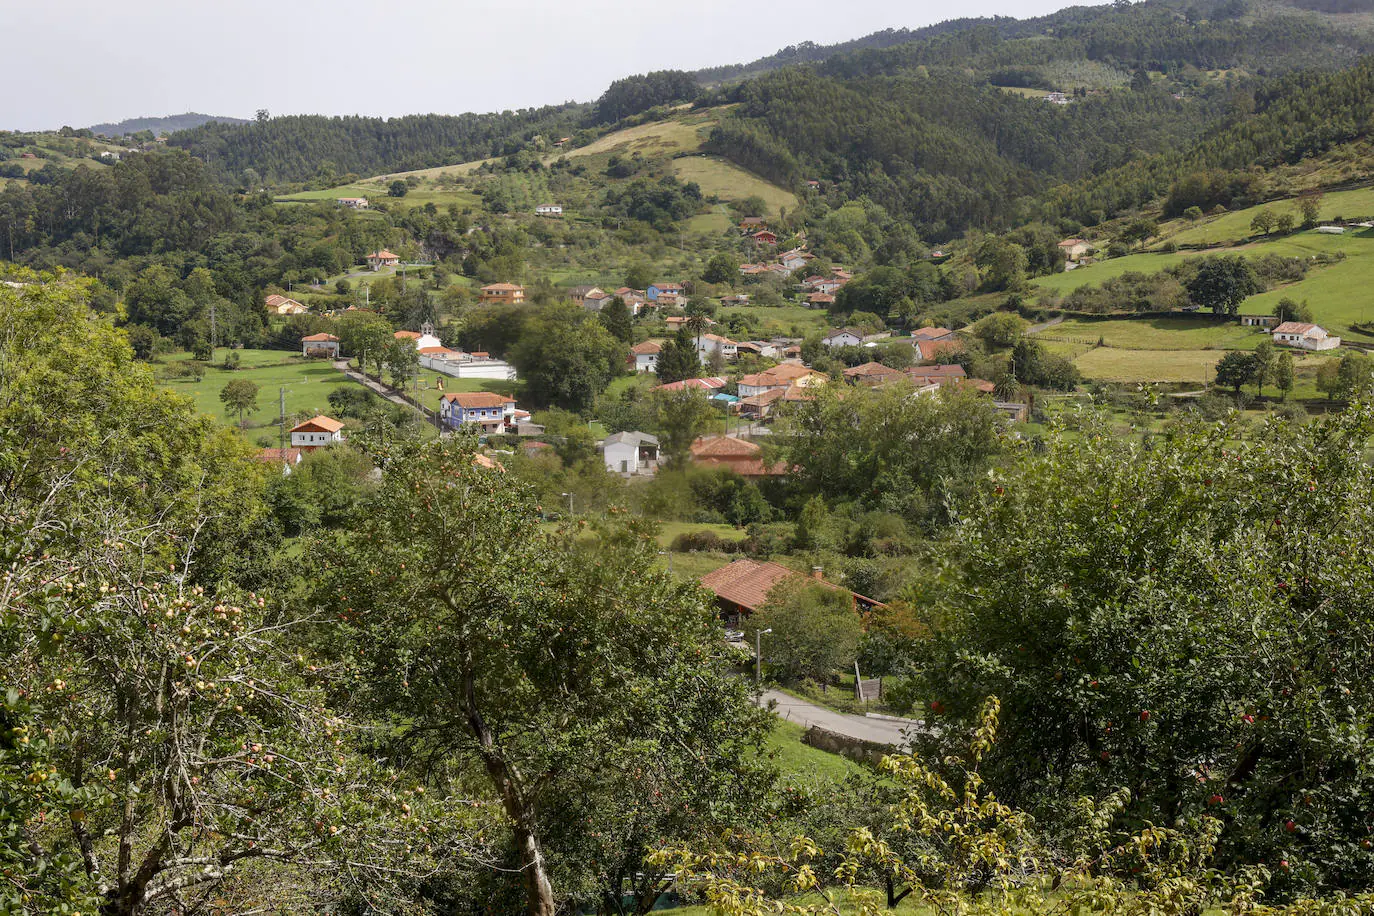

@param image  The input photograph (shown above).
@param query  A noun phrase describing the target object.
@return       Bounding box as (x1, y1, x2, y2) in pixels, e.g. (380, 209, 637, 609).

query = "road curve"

(757, 689, 916, 748)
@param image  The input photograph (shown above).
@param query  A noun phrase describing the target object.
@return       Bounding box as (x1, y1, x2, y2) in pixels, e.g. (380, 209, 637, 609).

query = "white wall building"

(1272, 322, 1341, 351)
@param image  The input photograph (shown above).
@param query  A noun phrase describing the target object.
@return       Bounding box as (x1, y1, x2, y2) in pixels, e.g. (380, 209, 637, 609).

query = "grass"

(721, 305, 830, 337)
(1163, 186, 1374, 247)
(1071, 348, 1227, 383)
(656, 550, 736, 581)
(1033, 315, 1267, 350)
(670, 885, 935, 915)
(765, 720, 871, 783)
(672, 156, 798, 218)
(560, 110, 722, 161)
(1030, 250, 1195, 294)
(655, 521, 749, 548)
(157, 350, 361, 435)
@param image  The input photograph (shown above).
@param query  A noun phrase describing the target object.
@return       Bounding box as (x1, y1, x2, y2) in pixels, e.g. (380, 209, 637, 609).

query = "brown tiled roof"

(481, 283, 524, 292)
(368, 249, 398, 259)
(653, 377, 727, 392)
(394, 330, 421, 339)
(691, 436, 761, 458)
(291, 415, 344, 433)
(844, 361, 903, 380)
(917, 339, 964, 362)
(631, 341, 662, 355)
(301, 333, 339, 342)
(699, 560, 806, 613)
(739, 388, 786, 407)
(1273, 321, 1318, 334)
(443, 392, 515, 408)
(911, 327, 952, 340)
(906, 364, 967, 382)
(255, 447, 302, 463)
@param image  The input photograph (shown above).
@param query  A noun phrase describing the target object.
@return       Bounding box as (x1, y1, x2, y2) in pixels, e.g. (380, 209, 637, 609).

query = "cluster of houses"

(595, 432, 787, 479)
(570, 282, 683, 314)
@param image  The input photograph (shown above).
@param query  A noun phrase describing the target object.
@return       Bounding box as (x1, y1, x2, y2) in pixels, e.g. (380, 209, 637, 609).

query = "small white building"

(697, 333, 738, 363)
(536, 204, 563, 216)
(1240, 314, 1281, 328)
(1272, 322, 1340, 351)
(630, 340, 661, 373)
(290, 416, 345, 451)
(600, 431, 660, 476)
(337, 197, 369, 209)
(822, 328, 865, 348)
(301, 333, 341, 358)
(394, 323, 442, 351)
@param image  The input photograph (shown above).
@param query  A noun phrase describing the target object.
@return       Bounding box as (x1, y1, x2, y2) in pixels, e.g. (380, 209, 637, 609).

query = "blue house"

(647, 282, 684, 302)
(440, 392, 515, 433)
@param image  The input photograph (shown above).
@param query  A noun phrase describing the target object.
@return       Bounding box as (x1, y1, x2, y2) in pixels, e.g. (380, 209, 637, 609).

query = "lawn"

(721, 304, 829, 337)
(1071, 347, 1226, 383)
(157, 350, 362, 436)
(1031, 249, 1195, 294)
(1164, 186, 1374, 247)
(655, 521, 750, 548)
(672, 156, 798, 218)
(766, 720, 871, 783)
(559, 110, 723, 161)
(1034, 316, 1266, 350)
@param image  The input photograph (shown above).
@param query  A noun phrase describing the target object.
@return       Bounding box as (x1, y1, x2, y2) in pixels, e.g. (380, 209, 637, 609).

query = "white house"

(301, 333, 341, 358)
(822, 328, 865, 348)
(536, 204, 563, 216)
(630, 340, 661, 373)
(290, 416, 345, 451)
(1240, 314, 1281, 328)
(1272, 321, 1341, 351)
(600, 431, 660, 476)
(394, 322, 442, 351)
(1058, 238, 1093, 264)
(337, 197, 369, 209)
(698, 333, 738, 363)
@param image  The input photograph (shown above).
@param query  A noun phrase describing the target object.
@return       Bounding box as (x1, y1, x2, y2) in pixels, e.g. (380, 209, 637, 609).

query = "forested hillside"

(172, 106, 589, 186)
(87, 112, 249, 136)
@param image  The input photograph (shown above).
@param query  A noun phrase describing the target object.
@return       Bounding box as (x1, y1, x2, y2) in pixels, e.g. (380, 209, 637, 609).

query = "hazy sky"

(5, 0, 1091, 131)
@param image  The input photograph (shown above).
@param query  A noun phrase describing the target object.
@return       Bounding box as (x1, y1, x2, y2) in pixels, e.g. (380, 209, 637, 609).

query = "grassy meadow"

(1162, 186, 1374, 247)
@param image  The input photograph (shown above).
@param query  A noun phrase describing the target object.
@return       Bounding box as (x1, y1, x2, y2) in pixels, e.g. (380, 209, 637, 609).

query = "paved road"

(757, 689, 916, 748)
(333, 360, 419, 410)
(1026, 314, 1065, 335)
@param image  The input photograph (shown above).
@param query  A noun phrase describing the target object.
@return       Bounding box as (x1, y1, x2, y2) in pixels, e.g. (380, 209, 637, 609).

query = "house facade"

(822, 328, 865, 348)
(301, 333, 341, 358)
(366, 250, 400, 270)
(440, 392, 517, 433)
(698, 333, 738, 363)
(1240, 314, 1281, 328)
(337, 197, 369, 209)
(535, 204, 563, 216)
(647, 282, 684, 302)
(394, 325, 442, 350)
(600, 431, 660, 476)
(479, 283, 525, 305)
(290, 416, 344, 451)
(630, 340, 661, 373)
(266, 294, 308, 315)
(1272, 322, 1341, 350)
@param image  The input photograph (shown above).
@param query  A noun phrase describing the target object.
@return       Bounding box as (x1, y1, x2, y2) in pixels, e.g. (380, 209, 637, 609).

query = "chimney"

(811, 566, 823, 580)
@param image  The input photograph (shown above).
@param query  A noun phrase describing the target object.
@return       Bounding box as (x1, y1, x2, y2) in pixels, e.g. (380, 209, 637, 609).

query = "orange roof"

(368, 249, 399, 259)
(481, 283, 524, 292)
(691, 436, 761, 458)
(631, 341, 662, 355)
(1273, 321, 1319, 334)
(739, 388, 786, 407)
(443, 392, 515, 408)
(911, 327, 952, 340)
(418, 346, 458, 356)
(255, 447, 302, 463)
(394, 330, 421, 339)
(844, 361, 903, 380)
(700, 560, 805, 613)
(653, 377, 727, 392)
(917, 339, 963, 362)
(301, 333, 339, 342)
(291, 415, 344, 433)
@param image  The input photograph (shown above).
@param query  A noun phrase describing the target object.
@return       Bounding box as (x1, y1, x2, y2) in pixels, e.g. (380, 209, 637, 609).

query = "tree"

(384, 336, 419, 389)
(219, 378, 260, 425)
(624, 263, 653, 291)
(1273, 297, 1313, 323)
(774, 383, 1003, 525)
(655, 329, 700, 384)
(1251, 338, 1276, 397)
(702, 251, 739, 284)
(509, 305, 623, 411)
(1185, 255, 1263, 315)
(972, 312, 1025, 349)
(745, 579, 862, 683)
(597, 295, 633, 343)
(388, 179, 408, 197)
(1298, 189, 1324, 227)
(1274, 211, 1295, 234)
(313, 438, 768, 915)
(918, 405, 1374, 886)
(1274, 350, 1295, 399)
(1249, 208, 1278, 236)
(336, 310, 393, 378)
(651, 387, 717, 465)
(1213, 349, 1256, 397)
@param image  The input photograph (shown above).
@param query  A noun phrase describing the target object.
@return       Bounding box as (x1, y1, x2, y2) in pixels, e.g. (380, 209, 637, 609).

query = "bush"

(669, 530, 739, 553)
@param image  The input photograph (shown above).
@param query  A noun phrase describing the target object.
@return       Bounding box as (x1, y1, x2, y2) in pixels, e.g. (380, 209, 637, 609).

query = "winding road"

(756, 689, 918, 748)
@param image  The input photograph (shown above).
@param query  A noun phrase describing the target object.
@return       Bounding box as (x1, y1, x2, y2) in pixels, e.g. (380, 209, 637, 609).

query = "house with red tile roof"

(700, 559, 885, 625)
(290, 416, 345, 451)
(440, 392, 517, 433)
(630, 340, 661, 373)
(300, 333, 340, 358)
(691, 436, 787, 477)
(843, 361, 905, 386)
(653, 376, 727, 393)
(366, 250, 400, 270)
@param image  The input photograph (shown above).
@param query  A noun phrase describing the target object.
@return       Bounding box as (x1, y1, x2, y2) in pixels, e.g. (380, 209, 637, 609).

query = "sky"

(4, 0, 1087, 131)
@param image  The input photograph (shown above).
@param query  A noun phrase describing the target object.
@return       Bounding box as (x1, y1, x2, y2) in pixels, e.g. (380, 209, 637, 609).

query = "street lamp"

(560, 491, 574, 516)
(755, 628, 773, 686)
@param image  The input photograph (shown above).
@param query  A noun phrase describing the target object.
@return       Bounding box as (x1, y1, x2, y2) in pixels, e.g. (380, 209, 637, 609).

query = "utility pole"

(209, 299, 217, 363)
(279, 387, 287, 450)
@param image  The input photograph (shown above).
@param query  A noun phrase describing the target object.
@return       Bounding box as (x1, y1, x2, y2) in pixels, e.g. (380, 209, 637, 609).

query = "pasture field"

(1164, 186, 1374, 247)
(1031, 250, 1194, 294)
(158, 350, 360, 434)
(1071, 347, 1226, 383)
(1035, 316, 1266, 350)
(721, 304, 830, 337)
(672, 155, 798, 218)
